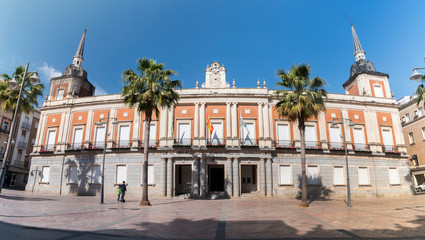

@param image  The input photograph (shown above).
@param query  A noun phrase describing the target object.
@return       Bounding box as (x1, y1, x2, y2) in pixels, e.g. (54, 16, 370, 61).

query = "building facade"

(398, 95, 425, 187)
(26, 26, 413, 198)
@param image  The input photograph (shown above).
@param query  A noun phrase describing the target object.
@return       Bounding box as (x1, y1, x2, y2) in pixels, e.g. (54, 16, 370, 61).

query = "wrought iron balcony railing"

(274, 140, 294, 148)
(207, 138, 225, 146)
(174, 138, 192, 146)
(21, 122, 31, 130)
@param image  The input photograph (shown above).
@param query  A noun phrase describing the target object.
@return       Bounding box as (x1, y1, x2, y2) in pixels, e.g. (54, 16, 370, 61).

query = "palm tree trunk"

(140, 112, 151, 206)
(299, 118, 308, 207)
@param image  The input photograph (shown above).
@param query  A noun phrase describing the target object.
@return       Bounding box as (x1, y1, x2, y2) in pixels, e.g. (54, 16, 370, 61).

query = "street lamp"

(95, 112, 118, 204)
(331, 110, 355, 207)
(410, 56, 425, 82)
(0, 61, 40, 192)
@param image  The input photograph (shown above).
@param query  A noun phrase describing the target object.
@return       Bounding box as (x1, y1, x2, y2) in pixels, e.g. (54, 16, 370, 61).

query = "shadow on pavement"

(0, 195, 55, 201)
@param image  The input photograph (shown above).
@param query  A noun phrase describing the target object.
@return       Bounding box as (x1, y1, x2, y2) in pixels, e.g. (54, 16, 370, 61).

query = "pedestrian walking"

(116, 186, 122, 202)
(120, 181, 127, 202)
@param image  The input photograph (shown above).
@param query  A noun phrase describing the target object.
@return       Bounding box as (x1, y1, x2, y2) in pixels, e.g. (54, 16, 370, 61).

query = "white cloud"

(38, 62, 61, 84)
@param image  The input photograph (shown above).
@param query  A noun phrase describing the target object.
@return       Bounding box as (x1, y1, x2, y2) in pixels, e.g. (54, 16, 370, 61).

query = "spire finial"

(232, 78, 236, 88)
(73, 28, 86, 67)
(257, 78, 260, 88)
(351, 23, 366, 61)
(263, 79, 266, 88)
(195, 79, 199, 88)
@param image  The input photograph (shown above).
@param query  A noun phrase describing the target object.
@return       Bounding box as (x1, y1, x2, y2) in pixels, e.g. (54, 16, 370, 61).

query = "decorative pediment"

(204, 61, 229, 88)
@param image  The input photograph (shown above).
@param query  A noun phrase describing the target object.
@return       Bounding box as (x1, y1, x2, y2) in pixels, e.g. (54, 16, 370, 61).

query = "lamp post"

(0, 61, 40, 192)
(331, 110, 355, 207)
(410, 56, 425, 82)
(95, 112, 118, 204)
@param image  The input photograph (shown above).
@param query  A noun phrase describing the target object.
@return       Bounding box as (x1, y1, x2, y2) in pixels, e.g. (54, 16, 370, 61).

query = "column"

(200, 103, 206, 146)
(232, 158, 240, 197)
(167, 157, 173, 198)
(268, 105, 274, 142)
(200, 157, 206, 198)
(341, 109, 353, 152)
(258, 103, 264, 147)
(231, 103, 238, 146)
(34, 114, 46, 152)
(193, 103, 199, 147)
(259, 158, 266, 196)
(263, 104, 271, 147)
(107, 108, 117, 148)
(365, 110, 381, 153)
(391, 112, 406, 152)
(226, 157, 233, 196)
(84, 110, 94, 149)
(318, 112, 328, 150)
(226, 103, 232, 147)
(132, 111, 141, 150)
(161, 157, 167, 197)
(266, 158, 273, 196)
(167, 105, 174, 146)
(56, 113, 66, 151)
(192, 157, 200, 197)
(159, 106, 168, 147)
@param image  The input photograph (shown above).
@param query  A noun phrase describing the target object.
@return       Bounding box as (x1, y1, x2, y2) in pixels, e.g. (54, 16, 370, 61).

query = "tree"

(415, 80, 425, 107)
(121, 58, 181, 206)
(275, 64, 327, 207)
(0, 65, 44, 116)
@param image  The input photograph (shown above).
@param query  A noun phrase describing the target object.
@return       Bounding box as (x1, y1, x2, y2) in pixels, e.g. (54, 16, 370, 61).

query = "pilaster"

(159, 106, 168, 147)
(232, 157, 240, 197)
(161, 157, 167, 197)
(231, 102, 238, 146)
(200, 157, 206, 198)
(226, 157, 233, 196)
(226, 103, 232, 147)
(192, 157, 200, 197)
(200, 103, 206, 147)
(259, 158, 266, 196)
(166, 157, 173, 198)
(258, 103, 264, 148)
(266, 158, 273, 196)
(193, 103, 199, 147)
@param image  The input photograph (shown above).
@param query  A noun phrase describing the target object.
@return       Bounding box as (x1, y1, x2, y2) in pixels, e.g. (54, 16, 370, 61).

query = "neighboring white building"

(26, 26, 412, 199)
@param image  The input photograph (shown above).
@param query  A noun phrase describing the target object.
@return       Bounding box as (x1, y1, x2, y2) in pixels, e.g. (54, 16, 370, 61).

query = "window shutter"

(279, 165, 291, 184)
(307, 166, 319, 184)
(330, 126, 342, 148)
(95, 127, 106, 148)
(47, 130, 56, 151)
(333, 167, 344, 185)
(73, 129, 84, 149)
(42, 166, 50, 182)
(374, 85, 384, 97)
(178, 123, 191, 145)
(148, 165, 154, 184)
(119, 125, 130, 147)
(92, 165, 101, 184)
(277, 124, 290, 146)
(305, 126, 317, 147)
(148, 123, 157, 146)
(211, 122, 223, 145)
(69, 166, 78, 183)
(358, 167, 369, 185)
(388, 168, 399, 185)
(116, 165, 127, 183)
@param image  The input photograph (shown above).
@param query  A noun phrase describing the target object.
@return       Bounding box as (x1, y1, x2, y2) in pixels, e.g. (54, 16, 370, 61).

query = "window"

(419, 107, 424, 117)
(388, 167, 400, 185)
(279, 165, 291, 185)
(329, 125, 342, 149)
(381, 128, 394, 151)
(405, 113, 410, 122)
(358, 167, 369, 185)
(68, 166, 77, 183)
(241, 122, 255, 145)
(46, 129, 57, 151)
(123, 112, 128, 117)
(181, 109, 187, 114)
(41, 166, 50, 183)
(56, 89, 64, 100)
(31, 138, 35, 146)
(307, 166, 319, 185)
(409, 132, 415, 145)
(2, 121, 9, 131)
(373, 84, 384, 97)
(148, 165, 154, 185)
(118, 125, 130, 147)
(353, 128, 366, 150)
(177, 123, 191, 145)
(72, 128, 84, 149)
(305, 125, 317, 148)
(144, 122, 157, 147)
(277, 124, 290, 147)
(91, 165, 101, 184)
(34, 121, 38, 129)
(422, 127, 425, 140)
(209, 122, 223, 145)
(382, 116, 387, 122)
(333, 166, 345, 185)
(95, 127, 106, 148)
(116, 165, 127, 183)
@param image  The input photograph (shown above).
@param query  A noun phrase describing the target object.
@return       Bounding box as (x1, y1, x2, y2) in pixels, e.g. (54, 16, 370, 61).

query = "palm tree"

(0, 65, 44, 115)
(121, 57, 181, 206)
(275, 64, 327, 207)
(415, 80, 425, 107)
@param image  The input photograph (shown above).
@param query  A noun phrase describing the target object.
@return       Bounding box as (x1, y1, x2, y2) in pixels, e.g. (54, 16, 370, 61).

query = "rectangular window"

(388, 167, 400, 185)
(148, 123, 157, 147)
(422, 127, 425, 140)
(329, 126, 342, 148)
(148, 165, 154, 184)
(69, 166, 78, 183)
(2, 121, 9, 132)
(118, 125, 130, 147)
(373, 85, 384, 98)
(95, 127, 106, 148)
(210, 122, 223, 145)
(405, 113, 410, 122)
(353, 128, 366, 150)
(305, 125, 317, 148)
(34, 121, 39, 129)
(419, 107, 424, 117)
(116, 165, 127, 183)
(56, 89, 64, 100)
(241, 122, 255, 145)
(41, 166, 50, 183)
(177, 123, 191, 145)
(382, 128, 394, 151)
(91, 165, 101, 184)
(277, 124, 290, 147)
(333, 166, 345, 185)
(409, 132, 415, 145)
(279, 165, 291, 185)
(358, 167, 369, 185)
(307, 166, 319, 185)
(46, 129, 56, 151)
(72, 128, 84, 149)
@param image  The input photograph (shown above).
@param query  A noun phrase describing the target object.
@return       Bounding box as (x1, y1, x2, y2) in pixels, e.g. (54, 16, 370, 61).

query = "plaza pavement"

(0, 189, 425, 239)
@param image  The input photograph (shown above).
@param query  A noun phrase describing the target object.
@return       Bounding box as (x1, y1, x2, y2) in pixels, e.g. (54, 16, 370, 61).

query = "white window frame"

(94, 126, 106, 148)
(333, 166, 345, 186)
(278, 165, 292, 185)
(176, 119, 191, 145)
(72, 127, 84, 150)
(46, 128, 57, 151)
(40, 166, 50, 183)
(405, 113, 410, 122)
(388, 167, 400, 185)
(307, 165, 320, 185)
(143, 120, 158, 147)
(276, 121, 291, 147)
(118, 124, 131, 148)
(56, 88, 65, 100)
(209, 119, 224, 145)
(68, 165, 78, 184)
(304, 123, 317, 148)
(409, 132, 415, 145)
(353, 126, 366, 150)
(373, 84, 384, 98)
(91, 165, 101, 184)
(329, 124, 343, 149)
(148, 165, 154, 185)
(381, 127, 394, 151)
(419, 107, 424, 117)
(358, 167, 370, 186)
(115, 165, 127, 184)
(241, 119, 256, 146)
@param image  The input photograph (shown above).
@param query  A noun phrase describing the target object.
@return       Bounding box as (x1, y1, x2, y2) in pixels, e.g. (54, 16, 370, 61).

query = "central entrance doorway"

(175, 164, 192, 196)
(241, 165, 258, 194)
(208, 164, 225, 192)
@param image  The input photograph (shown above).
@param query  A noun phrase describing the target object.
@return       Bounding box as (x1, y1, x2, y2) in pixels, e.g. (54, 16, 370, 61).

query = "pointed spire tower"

(73, 28, 86, 68)
(351, 23, 366, 61)
(343, 23, 390, 98)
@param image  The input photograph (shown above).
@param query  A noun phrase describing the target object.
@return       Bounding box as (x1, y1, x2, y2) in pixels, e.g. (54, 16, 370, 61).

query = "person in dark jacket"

(120, 181, 127, 202)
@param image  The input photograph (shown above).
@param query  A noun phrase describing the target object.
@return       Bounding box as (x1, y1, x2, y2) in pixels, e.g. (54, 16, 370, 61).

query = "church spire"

(73, 28, 86, 68)
(351, 23, 365, 61)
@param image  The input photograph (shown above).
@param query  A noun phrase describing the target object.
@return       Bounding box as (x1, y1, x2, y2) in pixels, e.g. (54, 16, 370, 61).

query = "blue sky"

(1, 0, 425, 104)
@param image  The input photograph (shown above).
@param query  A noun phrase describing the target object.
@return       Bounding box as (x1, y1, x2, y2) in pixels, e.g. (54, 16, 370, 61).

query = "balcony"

(139, 140, 159, 149)
(274, 140, 294, 149)
(173, 138, 192, 147)
(67, 142, 83, 151)
(329, 142, 344, 150)
(21, 122, 31, 130)
(207, 138, 225, 147)
(353, 143, 370, 152)
(113, 140, 131, 149)
(92, 141, 105, 150)
(17, 141, 27, 149)
(240, 138, 258, 147)
(383, 145, 399, 154)
(0, 128, 9, 135)
(39, 145, 55, 153)
(305, 141, 321, 149)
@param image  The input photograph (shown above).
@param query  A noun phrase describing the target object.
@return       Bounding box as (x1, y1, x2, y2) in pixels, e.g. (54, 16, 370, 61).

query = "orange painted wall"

(114, 108, 135, 144)
(52, 83, 69, 100)
(272, 106, 295, 143)
(174, 105, 195, 139)
(347, 110, 369, 145)
(376, 112, 396, 147)
(139, 110, 160, 144)
(348, 83, 359, 95)
(325, 109, 342, 144)
(239, 104, 259, 140)
(91, 110, 110, 143)
(206, 105, 227, 139)
(68, 112, 88, 148)
(369, 80, 387, 98)
(43, 114, 62, 148)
